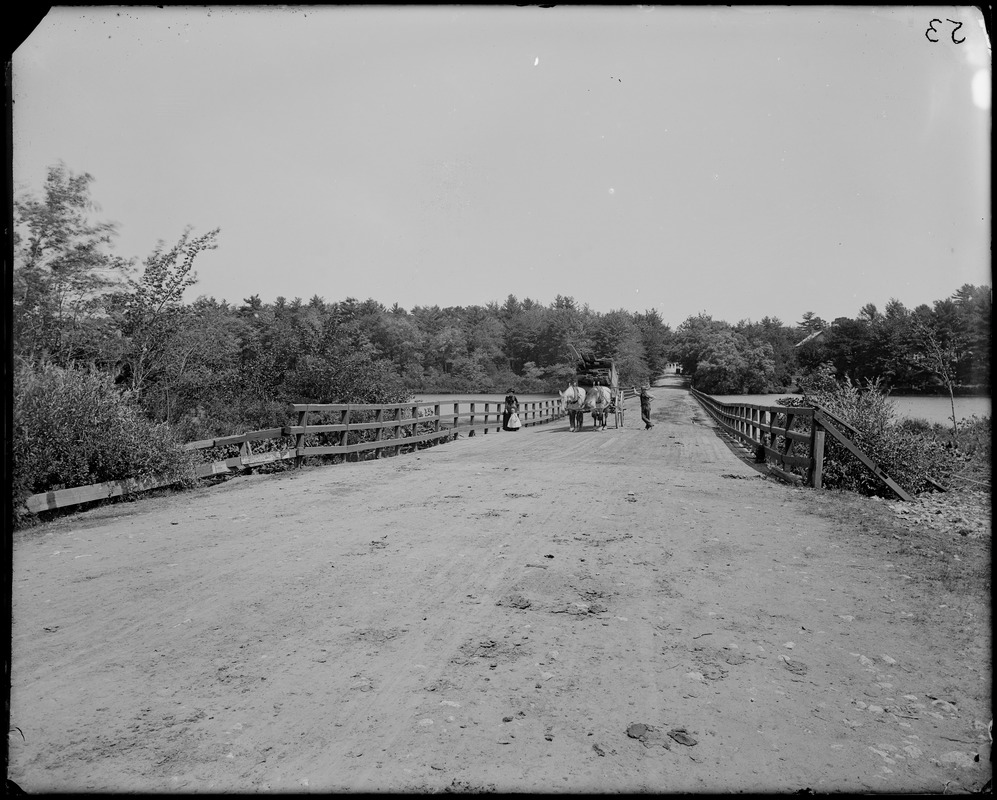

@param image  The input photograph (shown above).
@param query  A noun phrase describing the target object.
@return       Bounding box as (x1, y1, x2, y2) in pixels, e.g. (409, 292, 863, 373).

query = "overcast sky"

(11, 5, 991, 328)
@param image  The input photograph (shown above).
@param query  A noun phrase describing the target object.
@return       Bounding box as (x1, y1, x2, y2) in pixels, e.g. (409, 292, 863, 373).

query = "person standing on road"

(503, 388, 521, 431)
(638, 385, 655, 430)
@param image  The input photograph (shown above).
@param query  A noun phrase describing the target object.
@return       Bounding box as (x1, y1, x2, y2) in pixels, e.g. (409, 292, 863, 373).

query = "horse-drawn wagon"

(561, 352, 624, 430)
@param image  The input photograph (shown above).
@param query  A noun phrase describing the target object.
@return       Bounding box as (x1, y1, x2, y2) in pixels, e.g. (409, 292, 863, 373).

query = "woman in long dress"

(503, 389, 520, 431)
(639, 386, 655, 430)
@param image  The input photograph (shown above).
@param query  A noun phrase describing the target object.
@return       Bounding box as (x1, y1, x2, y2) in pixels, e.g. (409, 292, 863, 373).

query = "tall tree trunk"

(947, 383, 958, 439)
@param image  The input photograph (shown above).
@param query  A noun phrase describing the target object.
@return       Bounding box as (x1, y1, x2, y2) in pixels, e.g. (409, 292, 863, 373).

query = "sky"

(11, 5, 992, 329)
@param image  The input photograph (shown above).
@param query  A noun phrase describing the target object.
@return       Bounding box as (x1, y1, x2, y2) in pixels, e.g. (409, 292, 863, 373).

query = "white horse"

(559, 383, 587, 431)
(585, 385, 613, 430)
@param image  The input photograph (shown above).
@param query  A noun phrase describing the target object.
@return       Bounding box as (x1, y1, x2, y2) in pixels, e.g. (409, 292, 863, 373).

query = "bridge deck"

(8, 376, 990, 793)
(461, 375, 758, 473)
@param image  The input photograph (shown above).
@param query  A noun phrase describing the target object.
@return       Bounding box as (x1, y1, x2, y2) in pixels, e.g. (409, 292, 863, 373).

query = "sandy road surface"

(8, 379, 992, 793)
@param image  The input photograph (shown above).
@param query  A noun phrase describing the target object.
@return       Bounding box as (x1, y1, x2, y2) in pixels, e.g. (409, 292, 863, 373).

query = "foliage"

(906, 306, 970, 437)
(12, 363, 195, 521)
(686, 328, 780, 394)
(289, 350, 410, 405)
(111, 226, 221, 407)
(670, 314, 730, 377)
(115, 227, 218, 395)
(796, 361, 839, 395)
(12, 162, 132, 366)
(897, 415, 991, 489)
(797, 286, 990, 397)
(797, 311, 827, 334)
(950, 284, 992, 388)
(779, 373, 945, 497)
(633, 308, 673, 378)
(735, 316, 797, 388)
(820, 317, 879, 384)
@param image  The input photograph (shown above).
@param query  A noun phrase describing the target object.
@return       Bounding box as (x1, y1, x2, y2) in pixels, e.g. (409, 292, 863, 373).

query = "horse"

(558, 383, 587, 431)
(585, 385, 613, 430)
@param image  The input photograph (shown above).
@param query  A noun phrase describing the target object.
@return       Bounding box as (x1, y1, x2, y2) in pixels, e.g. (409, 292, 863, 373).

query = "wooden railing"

(691, 388, 816, 485)
(22, 397, 566, 515)
(184, 427, 296, 477)
(287, 397, 562, 462)
(690, 387, 913, 501)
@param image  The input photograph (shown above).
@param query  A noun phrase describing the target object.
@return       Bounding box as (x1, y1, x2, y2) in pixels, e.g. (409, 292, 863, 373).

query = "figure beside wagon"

(558, 353, 632, 431)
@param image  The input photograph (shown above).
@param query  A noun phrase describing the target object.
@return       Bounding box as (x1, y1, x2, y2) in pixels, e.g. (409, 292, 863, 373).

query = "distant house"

(794, 329, 826, 348)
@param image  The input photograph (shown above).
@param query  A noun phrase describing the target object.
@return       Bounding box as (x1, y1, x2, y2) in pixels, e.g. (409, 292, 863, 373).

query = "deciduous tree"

(12, 163, 131, 365)
(112, 226, 220, 406)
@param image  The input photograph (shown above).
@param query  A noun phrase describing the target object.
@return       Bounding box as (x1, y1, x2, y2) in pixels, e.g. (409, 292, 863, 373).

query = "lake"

(709, 393, 991, 426)
(412, 394, 557, 412)
(414, 392, 990, 427)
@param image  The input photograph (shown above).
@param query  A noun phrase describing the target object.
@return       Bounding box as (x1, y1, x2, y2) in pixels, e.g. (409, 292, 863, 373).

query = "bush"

(896, 417, 933, 437)
(779, 367, 942, 496)
(173, 397, 292, 443)
(692, 331, 779, 394)
(12, 362, 196, 518)
(918, 415, 991, 489)
(289, 351, 409, 406)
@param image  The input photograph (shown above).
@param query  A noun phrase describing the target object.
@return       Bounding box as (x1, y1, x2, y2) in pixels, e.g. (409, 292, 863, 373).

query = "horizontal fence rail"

(22, 397, 566, 515)
(690, 387, 913, 501)
(290, 397, 564, 459)
(691, 387, 816, 486)
(22, 474, 181, 516)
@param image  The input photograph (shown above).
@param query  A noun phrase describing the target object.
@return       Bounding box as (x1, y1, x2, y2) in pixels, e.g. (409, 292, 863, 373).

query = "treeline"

(116, 292, 674, 442)
(12, 163, 672, 446)
(15, 164, 992, 439)
(14, 164, 991, 438)
(10, 162, 991, 511)
(672, 290, 990, 398)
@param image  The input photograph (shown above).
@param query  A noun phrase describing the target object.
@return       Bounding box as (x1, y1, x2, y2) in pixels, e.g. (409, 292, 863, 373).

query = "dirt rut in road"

(8, 382, 992, 793)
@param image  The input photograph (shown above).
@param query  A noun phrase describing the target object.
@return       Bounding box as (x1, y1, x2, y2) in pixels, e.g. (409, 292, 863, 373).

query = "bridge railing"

(690, 387, 913, 501)
(691, 387, 816, 484)
(287, 397, 563, 462)
(22, 397, 566, 515)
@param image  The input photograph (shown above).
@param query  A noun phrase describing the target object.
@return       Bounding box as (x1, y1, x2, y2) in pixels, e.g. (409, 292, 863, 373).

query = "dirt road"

(8, 378, 992, 793)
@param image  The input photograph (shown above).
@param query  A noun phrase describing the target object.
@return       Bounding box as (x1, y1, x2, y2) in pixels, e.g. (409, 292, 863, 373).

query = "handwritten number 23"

(926, 18, 965, 44)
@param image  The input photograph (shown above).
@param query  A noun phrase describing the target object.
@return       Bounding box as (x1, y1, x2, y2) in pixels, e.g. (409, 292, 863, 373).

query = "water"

(709, 393, 990, 426)
(411, 394, 557, 414)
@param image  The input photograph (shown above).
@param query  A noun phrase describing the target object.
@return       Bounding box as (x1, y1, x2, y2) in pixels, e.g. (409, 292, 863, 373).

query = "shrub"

(12, 362, 195, 518)
(937, 414, 991, 461)
(173, 397, 292, 443)
(693, 331, 779, 394)
(778, 370, 941, 496)
(896, 417, 933, 437)
(920, 414, 991, 488)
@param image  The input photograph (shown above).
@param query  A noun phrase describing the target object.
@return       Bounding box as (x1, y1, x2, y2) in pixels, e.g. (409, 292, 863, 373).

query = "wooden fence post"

(393, 407, 402, 456)
(753, 408, 765, 462)
(295, 409, 310, 468)
(340, 407, 351, 462)
(810, 420, 826, 490)
(782, 411, 796, 468)
(374, 407, 384, 458)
